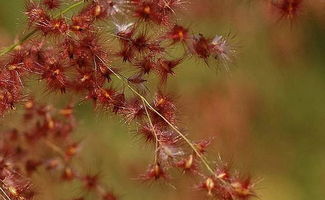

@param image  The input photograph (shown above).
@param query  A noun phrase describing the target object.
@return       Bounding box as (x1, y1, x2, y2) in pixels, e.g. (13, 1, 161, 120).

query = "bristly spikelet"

(165, 25, 189, 44)
(210, 34, 236, 65)
(189, 34, 211, 60)
(187, 33, 235, 70)
(25, 1, 69, 35)
(82, 175, 99, 191)
(152, 92, 177, 125)
(114, 22, 135, 39)
(134, 56, 156, 74)
(25, 1, 49, 25)
(138, 123, 158, 142)
(102, 192, 118, 200)
(231, 177, 256, 199)
(119, 98, 145, 122)
(271, 0, 303, 21)
(175, 154, 198, 173)
(133, 1, 158, 22)
(140, 163, 167, 181)
(43, 0, 61, 10)
(155, 58, 183, 83)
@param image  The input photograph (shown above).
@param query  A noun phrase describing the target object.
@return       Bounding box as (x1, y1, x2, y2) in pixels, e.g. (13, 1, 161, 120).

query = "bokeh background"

(0, 0, 325, 200)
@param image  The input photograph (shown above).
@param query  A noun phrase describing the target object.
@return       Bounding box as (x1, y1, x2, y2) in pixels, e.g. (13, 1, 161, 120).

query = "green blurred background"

(0, 0, 325, 200)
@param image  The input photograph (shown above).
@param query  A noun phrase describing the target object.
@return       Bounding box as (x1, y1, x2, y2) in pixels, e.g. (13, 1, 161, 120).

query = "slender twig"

(44, 140, 66, 158)
(0, 0, 85, 57)
(0, 185, 11, 200)
(142, 98, 160, 163)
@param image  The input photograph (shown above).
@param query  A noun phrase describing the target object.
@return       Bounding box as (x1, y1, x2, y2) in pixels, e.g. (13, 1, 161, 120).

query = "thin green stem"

(54, 0, 85, 18)
(0, 0, 85, 57)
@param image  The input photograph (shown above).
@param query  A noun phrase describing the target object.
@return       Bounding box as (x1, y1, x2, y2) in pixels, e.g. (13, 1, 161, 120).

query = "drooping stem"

(0, 0, 85, 57)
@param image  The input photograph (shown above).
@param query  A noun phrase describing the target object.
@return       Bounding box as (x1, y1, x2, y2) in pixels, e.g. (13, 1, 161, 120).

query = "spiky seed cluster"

(0, 0, 253, 200)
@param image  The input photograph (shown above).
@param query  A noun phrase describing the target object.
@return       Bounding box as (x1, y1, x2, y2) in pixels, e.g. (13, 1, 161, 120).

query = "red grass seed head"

(43, 0, 61, 10)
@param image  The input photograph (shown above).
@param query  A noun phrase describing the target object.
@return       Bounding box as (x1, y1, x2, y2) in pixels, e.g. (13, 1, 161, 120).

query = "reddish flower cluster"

(0, 100, 117, 200)
(0, 0, 254, 199)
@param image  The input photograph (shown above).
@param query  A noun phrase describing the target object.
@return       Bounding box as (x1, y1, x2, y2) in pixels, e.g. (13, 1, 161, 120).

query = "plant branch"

(96, 56, 216, 176)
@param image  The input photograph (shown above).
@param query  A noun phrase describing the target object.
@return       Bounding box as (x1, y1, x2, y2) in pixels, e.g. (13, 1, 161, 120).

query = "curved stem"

(0, 0, 85, 57)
